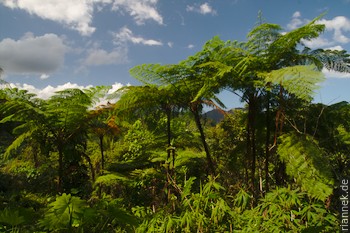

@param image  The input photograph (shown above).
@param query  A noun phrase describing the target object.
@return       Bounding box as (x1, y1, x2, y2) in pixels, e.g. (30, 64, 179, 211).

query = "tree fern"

(311, 48, 350, 73)
(268, 14, 325, 66)
(262, 64, 325, 101)
(95, 172, 129, 187)
(277, 133, 334, 201)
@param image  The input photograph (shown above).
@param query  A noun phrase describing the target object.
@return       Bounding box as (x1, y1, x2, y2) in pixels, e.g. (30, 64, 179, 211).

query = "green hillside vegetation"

(0, 15, 349, 232)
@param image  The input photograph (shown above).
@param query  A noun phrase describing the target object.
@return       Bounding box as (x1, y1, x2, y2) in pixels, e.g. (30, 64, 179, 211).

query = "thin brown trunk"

(82, 153, 95, 181)
(33, 144, 39, 168)
(165, 107, 172, 203)
(274, 85, 286, 185)
(99, 135, 104, 171)
(247, 96, 257, 199)
(265, 91, 270, 194)
(166, 108, 171, 162)
(192, 106, 215, 175)
(58, 147, 63, 193)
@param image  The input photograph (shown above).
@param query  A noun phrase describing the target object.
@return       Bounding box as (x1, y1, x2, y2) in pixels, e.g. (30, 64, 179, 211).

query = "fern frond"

(311, 49, 350, 73)
(263, 65, 325, 101)
(269, 14, 325, 61)
(130, 64, 175, 86)
(3, 130, 33, 159)
(277, 133, 334, 201)
(95, 173, 129, 187)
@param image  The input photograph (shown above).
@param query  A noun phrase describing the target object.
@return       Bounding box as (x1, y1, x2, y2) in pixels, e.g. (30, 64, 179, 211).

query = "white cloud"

(322, 68, 350, 78)
(5, 82, 91, 99)
(318, 16, 350, 43)
(83, 47, 128, 66)
(186, 3, 216, 15)
(1, 1, 164, 35)
(2, 0, 96, 36)
(301, 37, 332, 49)
(95, 82, 125, 106)
(167, 42, 173, 48)
(187, 44, 194, 49)
(107, 82, 124, 94)
(111, 0, 163, 25)
(326, 45, 344, 51)
(292, 11, 301, 18)
(113, 26, 163, 46)
(3, 82, 125, 105)
(0, 33, 67, 76)
(287, 11, 308, 30)
(286, 13, 350, 49)
(40, 74, 50, 80)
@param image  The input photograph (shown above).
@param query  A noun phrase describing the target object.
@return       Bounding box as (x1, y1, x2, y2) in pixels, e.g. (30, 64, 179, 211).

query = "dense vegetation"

(0, 15, 349, 232)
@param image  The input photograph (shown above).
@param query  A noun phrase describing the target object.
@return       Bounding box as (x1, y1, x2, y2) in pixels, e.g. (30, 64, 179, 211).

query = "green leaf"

(40, 193, 90, 231)
(0, 208, 25, 226)
(277, 133, 334, 201)
(263, 65, 325, 101)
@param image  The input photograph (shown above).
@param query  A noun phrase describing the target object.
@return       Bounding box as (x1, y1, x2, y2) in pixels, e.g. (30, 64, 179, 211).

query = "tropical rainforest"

(0, 15, 349, 232)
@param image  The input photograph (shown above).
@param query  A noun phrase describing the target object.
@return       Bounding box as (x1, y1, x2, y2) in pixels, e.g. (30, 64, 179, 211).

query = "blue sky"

(1, 0, 350, 109)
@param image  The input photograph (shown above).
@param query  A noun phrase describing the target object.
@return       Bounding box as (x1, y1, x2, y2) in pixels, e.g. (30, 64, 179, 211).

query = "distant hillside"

(203, 109, 226, 124)
(203, 108, 245, 125)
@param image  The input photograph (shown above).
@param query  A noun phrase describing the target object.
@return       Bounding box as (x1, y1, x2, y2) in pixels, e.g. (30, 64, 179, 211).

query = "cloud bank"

(1, 0, 163, 36)
(2, 0, 96, 36)
(2, 82, 125, 106)
(0, 33, 67, 76)
(288, 12, 350, 49)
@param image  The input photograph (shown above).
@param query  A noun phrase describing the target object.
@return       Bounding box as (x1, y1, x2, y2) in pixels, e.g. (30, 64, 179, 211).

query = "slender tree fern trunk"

(58, 147, 63, 193)
(166, 107, 171, 162)
(165, 106, 172, 203)
(99, 135, 104, 172)
(33, 143, 39, 168)
(265, 90, 271, 194)
(82, 152, 95, 182)
(247, 94, 257, 200)
(191, 104, 215, 175)
(274, 85, 287, 186)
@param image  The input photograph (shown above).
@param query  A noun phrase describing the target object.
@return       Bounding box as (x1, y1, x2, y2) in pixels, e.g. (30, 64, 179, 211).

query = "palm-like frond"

(310, 49, 350, 72)
(268, 15, 325, 67)
(278, 133, 334, 201)
(262, 65, 325, 101)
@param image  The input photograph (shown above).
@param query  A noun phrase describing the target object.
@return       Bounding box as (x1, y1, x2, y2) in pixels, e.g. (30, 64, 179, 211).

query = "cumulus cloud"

(301, 37, 332, 49)
(0, 33, 67, 76)
(111, 0, 163, 25)
(322, 68, 350, 78)
(186, 3, 216, 15)
(4, 82, 125, 105)
(287, 11, 308, 30)
(113, 26, 163, 46)
(83, 47, 128, 66)
(40, 74, 50, 80)
(318, 16, 350, 43)
(1, 0, 163, 35)
(2, 0, 96, 36)
(287, 13, 350, 49)
(326, 45, 344, 51)
(5, 82, 92, 100)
